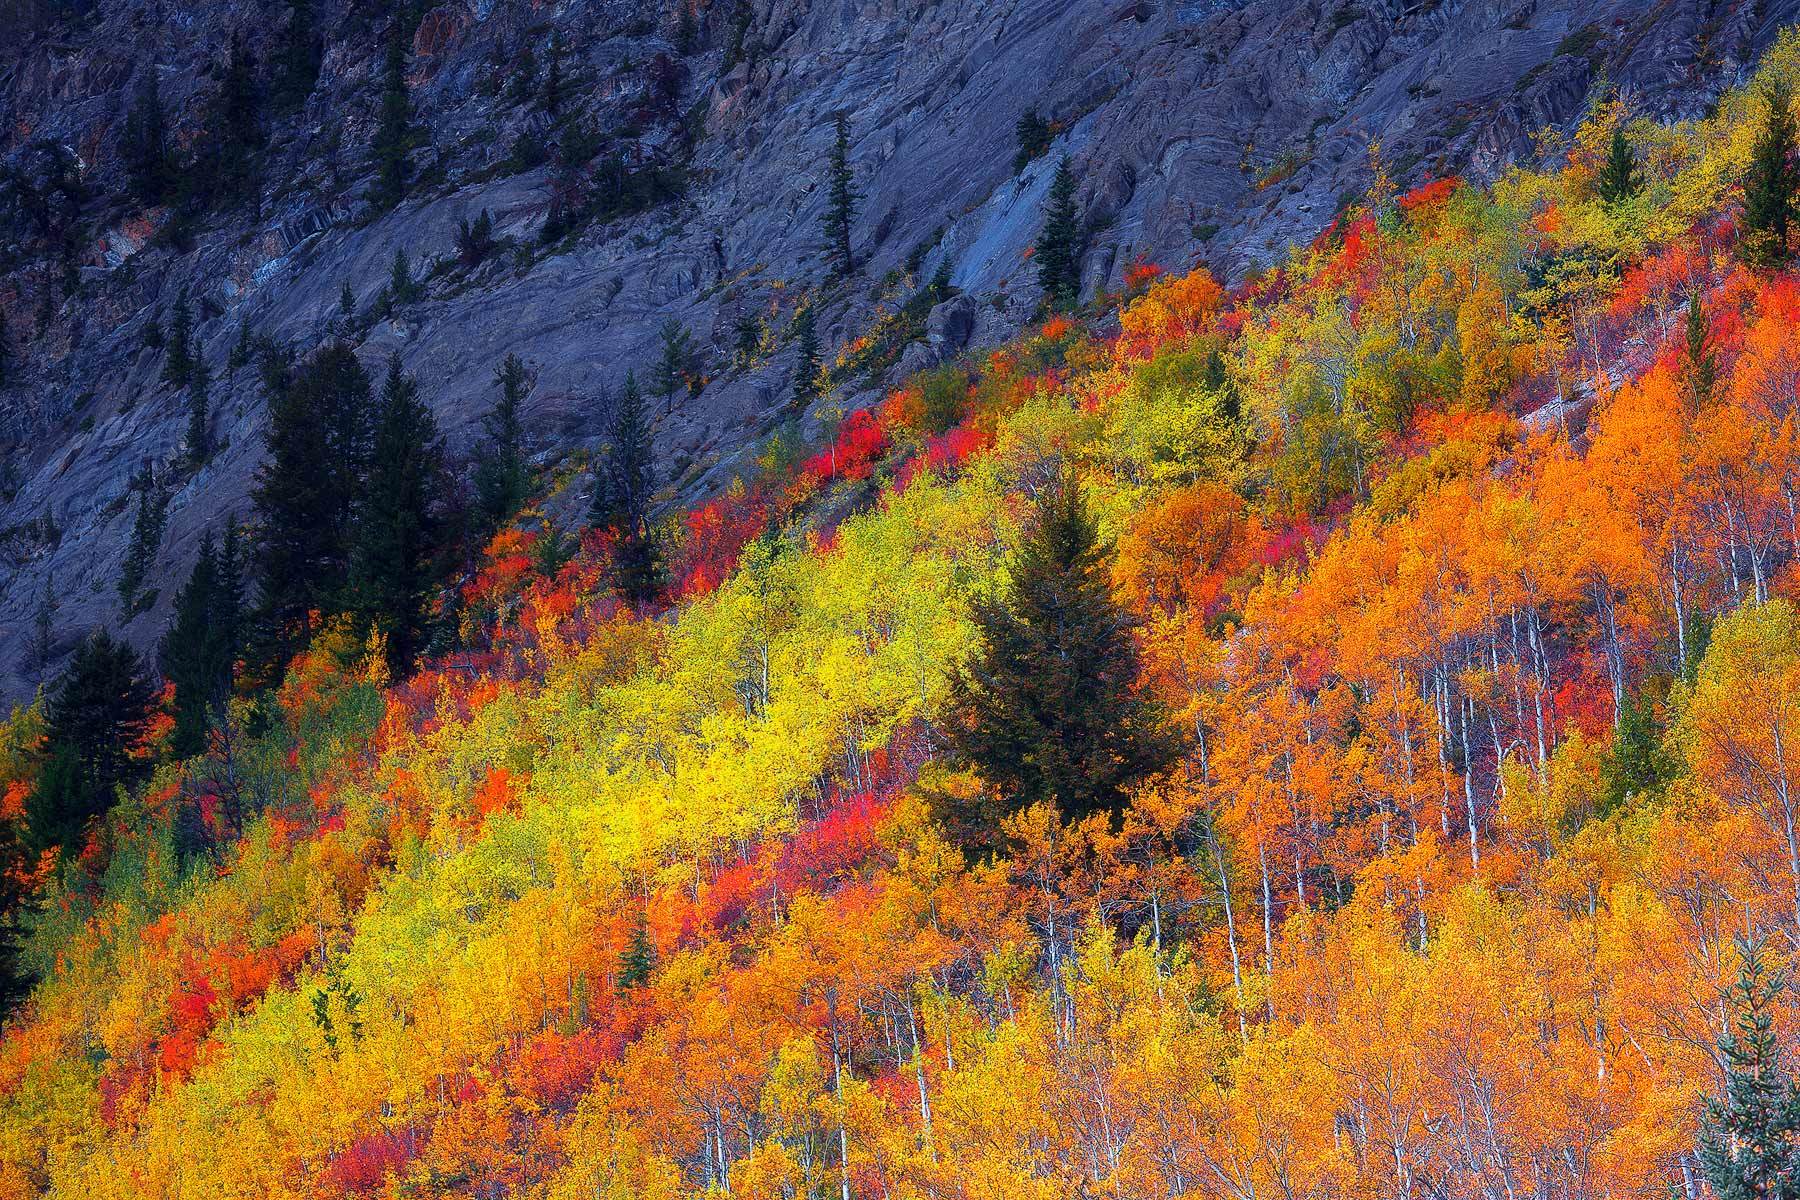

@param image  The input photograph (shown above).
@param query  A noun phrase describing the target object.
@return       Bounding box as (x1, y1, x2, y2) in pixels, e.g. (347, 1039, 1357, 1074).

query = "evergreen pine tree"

(348, 355, 443, 676)
(617, 910, 655, 990)
(675, 3, 698, 54)
(1685, 292, 1718, 411)
(474, 352, 531, 526)
(118, 476, 168, 613)
(120, 69, 174, 206)
(1744, 81, 1800, 270)
(250, 343, 373, 668)
(0, 308, 10, 388)
(939, 466, 1176, 839)
(389, 247, 419, 306)
(589, 372, 663, 606)
(161, 292, 194, 389)
(1596, 125, 1642, 206)
(1013, 107, 1052, 174)
(0, 808, 38, 1016)
(543, 30, 563, 115)
(227, 321, 254, 374)
(1035, 156, 1083, 310)
(822, 114, 858, 280)
(30, 574, 55, 683)
(272, 0, 323, 114)
(26, 630, 156, 860)
(1699, 937, 1800, 1198)
(791, 301, 821, 408)
(653, 319, 693, 415)
(185, 348, 211, 468)
(216, 33, 262, 204)
(160, 531, 238, 759)
(371, 18, 412, 210)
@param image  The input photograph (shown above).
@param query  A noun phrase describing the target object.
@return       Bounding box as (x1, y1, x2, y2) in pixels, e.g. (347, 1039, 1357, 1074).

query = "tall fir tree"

(1596, 125, 1642, 206)
(160, 530, 241, 759)
(371, 17, 412, 210)
(185, 347, 212, 468)
(1699, 937, 1800, 1199)
(653, 319, 693, 415)
(474, 352, 531, 526)
(26, 631, 156, 860)
(939, 466, 1175, 840)
(250, 343, 372, 669)
(791, 301, 821, 408)
(1035, 156, 1083, 310)
(118, 475, 168, 612)
(543, 30, 564, 115)
(215, 33, 263, 205)
(1685, 292, 1718, 411)
(161, 292, 194, 389)
(617, 909, 655, 990)
(822, 114, 858, 280)
(0, 308, 10, 387)
(120, 69, 174, 206)
(589, 372, 663, 606)
(272, 0, 323, 114)
(1744, 80, 1800, 269)
(0, 807, 37, 1016)
(348, 355, 444, 676)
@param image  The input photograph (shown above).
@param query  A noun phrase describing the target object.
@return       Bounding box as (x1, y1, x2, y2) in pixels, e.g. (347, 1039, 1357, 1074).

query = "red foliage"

(316, 1127, 421, 1196)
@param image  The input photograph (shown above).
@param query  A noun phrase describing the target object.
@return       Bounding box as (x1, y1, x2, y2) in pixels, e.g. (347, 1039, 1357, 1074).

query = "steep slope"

(0, 0, 1794, 707)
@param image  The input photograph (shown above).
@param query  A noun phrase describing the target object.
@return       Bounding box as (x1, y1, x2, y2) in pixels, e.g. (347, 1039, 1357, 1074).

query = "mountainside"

(8, 0, 1800, 1192)
(1, 0, 1796, 702)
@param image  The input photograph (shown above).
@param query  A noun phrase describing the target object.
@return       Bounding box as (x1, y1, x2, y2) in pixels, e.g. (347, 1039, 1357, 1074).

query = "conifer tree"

(1699, 937, 1800, 1198)
(1035, 156, 1083, 310)
(121, 69, 174, 206)
(227, 321, 254, 374)
(185, 348, 211, 468)
(161, 292, 194, 389)
(0, 810, 37, 1015)
(822, 114, 858, 279)
(653, 319, 693, 415)
(348, 355, 443, 676)
(27, 631, 156, 860)
(389, 247, 419, 305)
(1744, 81, 1799, 269)
(272, 0, 323, 114)
(1596, 125, 1642, 206)
(590, 372, 663, 606)
(0, 308, 10, 388)
(618, 910, 655, 990)
(1013, 107, 1052, 174)
(216, 32, 262, 204)
(543, 30, 564, 115)
(475, 352, 531, 526)
(940, 466, 1175, 837)
(118, 475, 168, 612)
(791, 302, 821, 408)
(251, 343, 372, 666)
(371, 17, 412, 209)
(675, 3, 698, 54)
(1685, 292, 1717, 411)
(160, 530, 240, 759)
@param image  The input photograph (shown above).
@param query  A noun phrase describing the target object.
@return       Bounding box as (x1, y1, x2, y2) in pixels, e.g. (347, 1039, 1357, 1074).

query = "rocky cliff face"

(0, 0, 1790, 702)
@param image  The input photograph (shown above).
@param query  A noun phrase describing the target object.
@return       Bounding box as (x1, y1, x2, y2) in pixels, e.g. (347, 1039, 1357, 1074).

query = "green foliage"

(118, 475, 168, 613)
(590, 372, 664, 606)
(185, 348, 212, 468)
(371, 18, 412, 210)
(160, 526, 244, 760)
(1598, 689, 1675, 815)
(1596, 126, 1642, 206)
(1035, 156, 1083, 310)
(474, 353, 532, 528)
(214, 33, 263, 204)
(120, 70, 174, 206)
(250, 343, 373, 672)
(27, 631, 155, 859)
(1743, 81, 1799, 269)
(456, 209, 496, 267)
(388, 247, 422, 306)
(271, 0, 322, 114)
(822, 114, 858, 280)
(1013, 107, 1053, 174)
(914, 364, 970, 436)
(653, 319, 694, 414)
(543, 31, 564, 115)
(1685, 292, 1718, 408)
(940, 467, 1175, 838)
(618, 910, 655, 990)
(791, 302, 821, 408)
(0, 308, 10, 386)
(348, 355, 445, 677)
(160, 292, 194, 389)
(1700, 937, 1800, 1198)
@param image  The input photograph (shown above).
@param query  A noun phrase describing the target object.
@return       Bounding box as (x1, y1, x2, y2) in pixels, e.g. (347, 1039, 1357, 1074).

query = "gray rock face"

(0, 0, 1794, 702)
